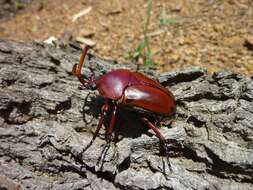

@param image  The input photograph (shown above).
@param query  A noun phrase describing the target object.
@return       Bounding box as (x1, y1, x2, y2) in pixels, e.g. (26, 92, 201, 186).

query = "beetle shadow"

(80, 93, 151, 171)
(81, 93, 149, 141)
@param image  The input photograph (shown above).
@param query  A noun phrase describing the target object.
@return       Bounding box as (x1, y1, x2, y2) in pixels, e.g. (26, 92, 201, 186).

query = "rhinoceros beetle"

(72, 46, 176, 154)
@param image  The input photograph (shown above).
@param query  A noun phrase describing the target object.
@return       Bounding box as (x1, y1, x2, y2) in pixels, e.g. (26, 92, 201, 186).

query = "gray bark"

(0, 39, 252, 190)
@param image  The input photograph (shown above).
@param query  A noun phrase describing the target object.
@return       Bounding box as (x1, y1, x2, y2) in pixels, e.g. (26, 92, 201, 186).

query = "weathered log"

(0, 39, 252, 190)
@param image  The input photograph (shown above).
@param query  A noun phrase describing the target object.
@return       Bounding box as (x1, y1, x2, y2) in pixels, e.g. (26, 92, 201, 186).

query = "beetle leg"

(72, 46, 90, 87)
(141, 117, 172, 171)
(84, 102, 110, 152)
(92, 103, 110, 141)
(141, 117, 166, 145)
(106, 105, 117, 142)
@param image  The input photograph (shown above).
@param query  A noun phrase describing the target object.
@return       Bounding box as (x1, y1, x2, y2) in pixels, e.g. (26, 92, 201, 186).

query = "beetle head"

(72, 46, 97, 90)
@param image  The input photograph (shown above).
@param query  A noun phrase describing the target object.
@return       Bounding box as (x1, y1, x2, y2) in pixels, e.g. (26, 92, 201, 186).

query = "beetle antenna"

(72, 46, 90, 86)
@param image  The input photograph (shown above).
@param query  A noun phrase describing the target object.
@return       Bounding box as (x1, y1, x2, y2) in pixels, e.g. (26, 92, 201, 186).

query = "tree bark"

(0, 39, 252, 190)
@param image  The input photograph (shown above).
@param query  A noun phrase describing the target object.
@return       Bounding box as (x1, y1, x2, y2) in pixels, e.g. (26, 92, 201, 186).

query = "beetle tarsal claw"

(159, 143, 173, 172)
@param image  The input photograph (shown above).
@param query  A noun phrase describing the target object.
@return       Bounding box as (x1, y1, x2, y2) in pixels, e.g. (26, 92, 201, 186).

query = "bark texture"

(0, 39, 252, 190)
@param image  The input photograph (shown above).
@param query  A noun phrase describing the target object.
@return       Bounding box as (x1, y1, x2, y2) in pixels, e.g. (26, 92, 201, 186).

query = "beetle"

(72, 46, 176, 154)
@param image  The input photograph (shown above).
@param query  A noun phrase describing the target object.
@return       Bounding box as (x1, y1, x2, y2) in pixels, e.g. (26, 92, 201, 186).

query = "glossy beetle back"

(95, 69, 131, 100)
(122, 84, 176, 116)
(95, 69, 176, 116)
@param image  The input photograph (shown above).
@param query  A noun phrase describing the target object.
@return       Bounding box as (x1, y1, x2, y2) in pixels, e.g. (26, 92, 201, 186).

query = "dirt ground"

(0, 0, 252, 75)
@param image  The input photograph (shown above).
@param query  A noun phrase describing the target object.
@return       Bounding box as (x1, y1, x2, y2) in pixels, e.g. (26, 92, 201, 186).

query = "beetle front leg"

(84, 101, 110, 152)
(92, 102, 110, 141)
(72, 46, 90, 87)
(105, 105, 119, 164)
(106, 105, 117, 142)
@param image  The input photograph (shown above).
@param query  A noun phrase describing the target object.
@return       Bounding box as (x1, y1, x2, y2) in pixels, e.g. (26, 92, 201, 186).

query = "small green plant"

(125, 1, 183, 67)
(127, 0, 154, 67)
(31, 25, 38, 33)
(14, 0, 24, 10)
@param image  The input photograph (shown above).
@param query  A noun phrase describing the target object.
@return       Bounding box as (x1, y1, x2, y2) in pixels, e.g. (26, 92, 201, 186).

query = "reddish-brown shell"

(95, 69, 176, 116)
(95, 69, 130, 100)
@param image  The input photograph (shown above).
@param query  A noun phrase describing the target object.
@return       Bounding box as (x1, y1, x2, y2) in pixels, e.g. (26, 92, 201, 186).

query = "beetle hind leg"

(141, 117, 166, 146)
(141, 117, 172, 170)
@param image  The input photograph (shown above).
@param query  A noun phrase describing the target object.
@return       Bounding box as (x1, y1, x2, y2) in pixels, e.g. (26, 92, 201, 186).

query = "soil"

(0, 0, 252, 75)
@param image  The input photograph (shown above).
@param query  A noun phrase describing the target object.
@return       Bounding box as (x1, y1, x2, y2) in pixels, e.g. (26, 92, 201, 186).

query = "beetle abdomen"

(120, 84, 176, 116)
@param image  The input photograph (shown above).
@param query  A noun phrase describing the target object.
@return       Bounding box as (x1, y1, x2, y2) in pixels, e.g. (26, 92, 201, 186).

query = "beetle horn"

(72, 46, 90, 86)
